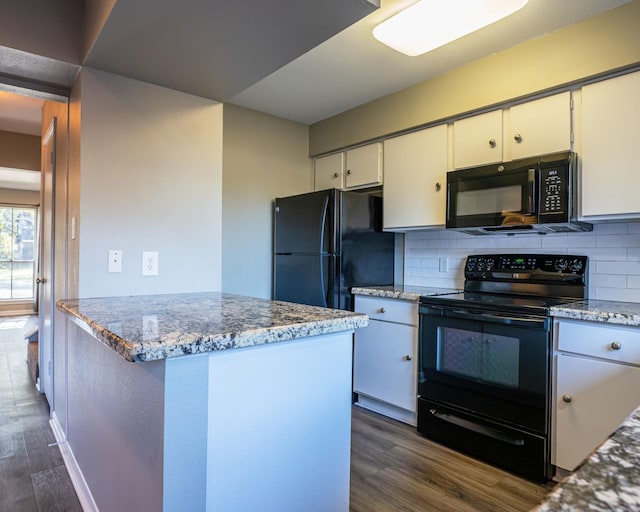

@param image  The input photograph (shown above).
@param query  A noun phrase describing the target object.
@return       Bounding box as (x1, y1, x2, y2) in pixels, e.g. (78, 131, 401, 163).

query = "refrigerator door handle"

(319, 257, 328, 308)
(318, 194, 330, 253)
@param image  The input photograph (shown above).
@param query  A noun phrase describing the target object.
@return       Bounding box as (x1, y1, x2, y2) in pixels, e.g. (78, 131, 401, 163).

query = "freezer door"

(274, 254, 336, 308)
(274, 190, 335, 254)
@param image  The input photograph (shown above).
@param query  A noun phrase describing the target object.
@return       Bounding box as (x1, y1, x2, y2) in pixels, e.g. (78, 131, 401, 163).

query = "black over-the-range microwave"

(445, 151, 592, 235)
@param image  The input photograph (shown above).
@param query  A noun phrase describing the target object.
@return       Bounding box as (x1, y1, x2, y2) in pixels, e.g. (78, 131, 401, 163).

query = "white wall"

(221, 104, 312, 299)
(78, 68, 222, 297)
(404, 221, 640, 302)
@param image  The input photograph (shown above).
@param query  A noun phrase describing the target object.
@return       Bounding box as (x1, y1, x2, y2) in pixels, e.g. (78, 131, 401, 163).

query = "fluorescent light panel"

(373, 0, 529, 56)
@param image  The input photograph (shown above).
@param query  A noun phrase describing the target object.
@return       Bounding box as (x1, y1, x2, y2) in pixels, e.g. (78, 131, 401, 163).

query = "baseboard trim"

(50, 412, 99, 512)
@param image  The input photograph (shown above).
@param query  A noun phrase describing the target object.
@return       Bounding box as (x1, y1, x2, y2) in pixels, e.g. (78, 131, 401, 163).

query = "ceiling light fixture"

(373, 0, 529, 57)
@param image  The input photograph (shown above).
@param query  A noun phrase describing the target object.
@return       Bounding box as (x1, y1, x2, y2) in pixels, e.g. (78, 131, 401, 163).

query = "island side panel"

(163, 353, 209, 511)
(66, 323, 165, 512)
(206, 331, 354, 512)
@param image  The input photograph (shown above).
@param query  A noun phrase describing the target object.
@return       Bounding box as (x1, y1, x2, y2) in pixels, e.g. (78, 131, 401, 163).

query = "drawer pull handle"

(403, 355, 412, 361)
(562, 394, 573, 403)
(611, 341, 622, 350)
(378, 308, 386, 314)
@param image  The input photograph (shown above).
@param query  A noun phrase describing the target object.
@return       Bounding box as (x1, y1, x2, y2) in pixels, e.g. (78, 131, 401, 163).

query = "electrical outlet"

(142, 251, 159, 276)
(142, 315, 158, 340)
(108, 250, 123, 273)
(439, 257, 448, 273)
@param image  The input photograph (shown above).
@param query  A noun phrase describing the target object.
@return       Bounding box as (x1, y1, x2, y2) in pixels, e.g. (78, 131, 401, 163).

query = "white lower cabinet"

(353, 296, 418, 425)
(553, 319, 640, 472)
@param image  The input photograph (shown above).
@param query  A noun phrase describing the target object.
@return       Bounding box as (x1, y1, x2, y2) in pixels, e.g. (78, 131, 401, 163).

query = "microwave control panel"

(539, 167, 567, 214)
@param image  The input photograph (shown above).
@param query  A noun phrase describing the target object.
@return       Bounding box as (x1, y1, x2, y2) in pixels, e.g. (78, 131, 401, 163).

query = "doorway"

(0, 87, 69, 410)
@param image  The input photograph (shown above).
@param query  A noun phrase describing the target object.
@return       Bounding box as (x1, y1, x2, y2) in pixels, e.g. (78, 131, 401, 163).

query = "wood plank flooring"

(350, 405, 555, 512)
(0, 316, 82, 512)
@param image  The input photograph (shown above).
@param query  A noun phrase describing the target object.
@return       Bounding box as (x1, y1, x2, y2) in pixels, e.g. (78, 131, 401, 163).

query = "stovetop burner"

(420, 253, 588, 314)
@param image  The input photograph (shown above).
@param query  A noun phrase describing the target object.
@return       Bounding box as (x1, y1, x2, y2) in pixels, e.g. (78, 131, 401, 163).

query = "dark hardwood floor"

(350, 405, 555, 512)
(0, 315, 81, 512)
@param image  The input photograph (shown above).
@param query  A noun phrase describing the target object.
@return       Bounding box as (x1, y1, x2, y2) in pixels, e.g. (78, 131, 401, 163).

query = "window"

(0, 206, 37, 300)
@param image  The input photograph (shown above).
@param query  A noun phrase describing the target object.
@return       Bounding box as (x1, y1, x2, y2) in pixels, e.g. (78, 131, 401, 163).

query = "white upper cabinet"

(453, 92, 572, 169)
(383, 124, 448, 230)
(581, 71, 640, 219)
(344, 142, 383, 190)
(506, 92, 572, 160)
(314, 152, 344, 191)
(453, 109, 503, 169)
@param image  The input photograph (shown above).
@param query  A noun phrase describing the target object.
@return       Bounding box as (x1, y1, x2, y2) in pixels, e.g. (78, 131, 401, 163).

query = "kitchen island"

(55, 292, 368, 512)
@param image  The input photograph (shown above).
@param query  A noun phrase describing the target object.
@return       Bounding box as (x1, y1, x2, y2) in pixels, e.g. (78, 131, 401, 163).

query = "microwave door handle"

(527, 168, 537, 214)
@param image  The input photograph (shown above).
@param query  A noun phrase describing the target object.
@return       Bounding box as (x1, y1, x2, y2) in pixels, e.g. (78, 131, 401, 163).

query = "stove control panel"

(465, 254, 588, 278)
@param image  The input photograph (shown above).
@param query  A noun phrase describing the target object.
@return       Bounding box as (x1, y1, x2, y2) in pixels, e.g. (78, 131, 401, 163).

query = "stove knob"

(467, 258, 476, 271)
(477, 258, 485, 270)
(485, 258, 495, 270)
(555, 258, 568, 272)
(569, 259, 583, 273)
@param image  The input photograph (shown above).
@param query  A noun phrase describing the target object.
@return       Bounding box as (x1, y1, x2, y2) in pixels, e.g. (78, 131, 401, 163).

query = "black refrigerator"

(273, 189, 395, 311)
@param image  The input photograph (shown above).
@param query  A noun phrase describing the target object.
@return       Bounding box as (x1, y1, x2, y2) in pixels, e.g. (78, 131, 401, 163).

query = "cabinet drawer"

(354, 296, 418, 326)
(557, 320, 640, 365)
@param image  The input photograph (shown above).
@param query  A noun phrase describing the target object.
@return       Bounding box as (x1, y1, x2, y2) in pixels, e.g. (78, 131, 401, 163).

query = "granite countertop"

(550, 299, 640, 327)
(56, 292, 368, 363)
(351, 285, 462, 302)
(533, 407, 640, 511)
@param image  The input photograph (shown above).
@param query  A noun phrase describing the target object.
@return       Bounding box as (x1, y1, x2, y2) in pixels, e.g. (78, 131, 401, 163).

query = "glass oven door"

(418, 305, 551, 433)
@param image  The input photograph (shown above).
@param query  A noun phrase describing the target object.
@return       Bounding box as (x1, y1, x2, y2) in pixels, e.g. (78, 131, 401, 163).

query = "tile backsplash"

(404, 221, 640, 302)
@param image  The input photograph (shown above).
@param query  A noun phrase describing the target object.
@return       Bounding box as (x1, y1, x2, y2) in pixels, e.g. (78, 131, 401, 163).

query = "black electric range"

(417, 253, 588, 482)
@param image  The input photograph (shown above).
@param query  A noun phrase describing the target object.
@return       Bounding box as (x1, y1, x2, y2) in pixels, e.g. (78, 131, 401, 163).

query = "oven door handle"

(444, 309, 548, 328)
(429, 409, 525, 446)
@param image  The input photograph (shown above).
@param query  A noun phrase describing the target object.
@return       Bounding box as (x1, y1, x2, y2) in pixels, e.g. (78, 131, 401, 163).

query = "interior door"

(38, 118, 56, 404)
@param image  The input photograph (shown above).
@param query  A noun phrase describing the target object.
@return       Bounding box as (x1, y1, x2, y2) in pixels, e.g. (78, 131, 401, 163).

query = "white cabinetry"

(581, 71, 640, 219)
(353, 295, 418, 425)
(345, 142, 383, 189)
(453, 92, 572, 169)
(314, 142, 383, 191)
(453, 109, 503, 169)
(553, 319, 640, 471)
(383, 125, 448, 230)
(507, 92, 572, 160)
(314, 152, 344, 191)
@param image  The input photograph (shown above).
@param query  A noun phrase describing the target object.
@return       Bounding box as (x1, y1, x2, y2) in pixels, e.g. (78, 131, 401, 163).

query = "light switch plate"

(108, 250, 123, 273)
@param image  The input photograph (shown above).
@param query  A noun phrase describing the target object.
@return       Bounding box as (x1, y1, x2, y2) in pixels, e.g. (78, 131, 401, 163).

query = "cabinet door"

(507, 92, 572, 160)
(353, 319, 417, 413)
(345, 142, 383, 189)
(314, 152, 344, 191)
(554, 353, 640, 471)
(581, 71, 640, 218)
(383, 125, 448, 230)
(453, 109, 502, 169)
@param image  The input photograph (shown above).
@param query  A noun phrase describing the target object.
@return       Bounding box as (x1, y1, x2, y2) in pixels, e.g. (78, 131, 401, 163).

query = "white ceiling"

(0, 0, 635, 135)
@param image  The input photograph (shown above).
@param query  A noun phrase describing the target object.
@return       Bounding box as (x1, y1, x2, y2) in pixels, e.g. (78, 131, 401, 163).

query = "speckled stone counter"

(351, 284, 461, 302)
(550, 299, 640, 327)
(54, 291, 363, 511)
(56, 291, 368, 362)
(533, 407, 640, 511)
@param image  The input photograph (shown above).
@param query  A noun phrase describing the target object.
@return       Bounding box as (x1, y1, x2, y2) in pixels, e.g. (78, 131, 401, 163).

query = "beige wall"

(222, 104, 312, 299)
(0, 130, 40, 170)
(76, 68, 223, 298)
(310, 0, 640, 155)
(0, 188, 39, 205)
